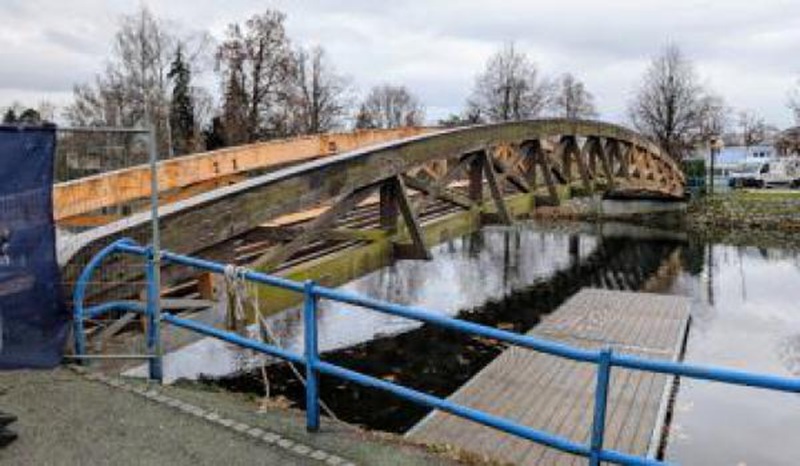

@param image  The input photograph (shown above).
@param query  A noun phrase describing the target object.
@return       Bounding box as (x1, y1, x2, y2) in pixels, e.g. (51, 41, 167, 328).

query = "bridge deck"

(407, 288, 690, 465)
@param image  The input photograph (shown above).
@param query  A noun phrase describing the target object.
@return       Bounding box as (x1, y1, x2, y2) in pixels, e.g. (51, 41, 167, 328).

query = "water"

(153, 220, 799, 465)
(665, 245, 800, 465)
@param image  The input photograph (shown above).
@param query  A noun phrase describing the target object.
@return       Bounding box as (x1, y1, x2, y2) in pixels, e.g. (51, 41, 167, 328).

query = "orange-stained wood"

(54, 127, 434, 221)
(57, 213, 124, 228)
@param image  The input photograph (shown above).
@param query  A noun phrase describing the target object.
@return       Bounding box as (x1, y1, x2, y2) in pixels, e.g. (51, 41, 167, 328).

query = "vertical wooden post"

(594, 138, 616, 190)
(379, 181, 399, 232)
(574, 138, 594, 193)
(559, 137, 573, 184)
(522, 142, 538, 190)
(393, 176, 431, 260)
(482, 152, 513, 225)
(535, 143, 561, 205)
(619, 143, 632, 179)
(196, 272, 216, 300)
(468, 154, 484, 203)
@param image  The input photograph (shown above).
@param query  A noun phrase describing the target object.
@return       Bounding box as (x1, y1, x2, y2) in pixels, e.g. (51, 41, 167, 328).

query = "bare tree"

(467, 43, 551, 122)
(696, 94, 729, 143)
(216, 10, 294, 143)
(65, 6, 211, 156)
(628, 45, 703, 160)
(788, 81, 800, 124)
(286, 46, 352, 135)
(738, 110, 767, 148)
(355, 84, 425, 129)
(552, 73, 596, 119)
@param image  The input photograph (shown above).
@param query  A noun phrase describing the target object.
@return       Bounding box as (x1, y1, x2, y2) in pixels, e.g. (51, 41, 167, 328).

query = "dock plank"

(407, 288, 689, 465)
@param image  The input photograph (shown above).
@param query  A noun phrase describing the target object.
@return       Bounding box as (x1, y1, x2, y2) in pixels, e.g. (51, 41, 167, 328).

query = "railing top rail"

(72, 238, 800, 465)
(102, 239, 800, 394)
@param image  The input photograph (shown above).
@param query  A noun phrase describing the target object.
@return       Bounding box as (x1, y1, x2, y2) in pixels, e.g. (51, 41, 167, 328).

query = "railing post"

(73, 301, 87, 360)
(303, 280, 320, 432)
(145, 247, 163, 382)
(589, 347, 613, 466)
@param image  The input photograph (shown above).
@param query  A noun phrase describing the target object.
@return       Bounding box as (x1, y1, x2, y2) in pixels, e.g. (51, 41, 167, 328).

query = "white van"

(729, 157, 800, 188)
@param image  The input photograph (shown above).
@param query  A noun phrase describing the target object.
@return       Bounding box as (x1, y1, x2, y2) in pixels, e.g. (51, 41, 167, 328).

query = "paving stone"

(292, 444, 311, 455)
(262, 432, 281, 444)
(277, 438, 295, 449)
(218, 418, 234, 427)
(247, 427, 264, 438)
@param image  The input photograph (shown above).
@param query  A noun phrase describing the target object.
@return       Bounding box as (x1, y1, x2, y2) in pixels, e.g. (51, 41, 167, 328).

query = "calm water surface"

(139, 221, 799, 465)
(665, 245, 800, 465)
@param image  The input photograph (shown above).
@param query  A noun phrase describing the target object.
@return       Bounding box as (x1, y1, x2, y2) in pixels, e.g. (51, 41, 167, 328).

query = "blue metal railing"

(73, 239, 800, 465)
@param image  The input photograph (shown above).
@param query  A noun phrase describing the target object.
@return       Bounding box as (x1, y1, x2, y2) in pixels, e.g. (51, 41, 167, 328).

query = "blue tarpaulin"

(0, 125, 67, 368)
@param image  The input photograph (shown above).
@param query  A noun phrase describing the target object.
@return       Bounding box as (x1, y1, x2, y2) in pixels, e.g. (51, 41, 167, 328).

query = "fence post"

(303, 280, 320, 432)
(589, 347, 613, 466)
(145, 247, 163, 382)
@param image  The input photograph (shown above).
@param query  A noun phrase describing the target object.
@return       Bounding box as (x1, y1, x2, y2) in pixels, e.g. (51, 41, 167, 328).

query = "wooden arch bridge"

(58, 119, 685, 309)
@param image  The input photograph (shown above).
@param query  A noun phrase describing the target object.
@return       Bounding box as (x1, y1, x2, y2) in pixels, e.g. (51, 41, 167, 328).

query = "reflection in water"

(666, 244, 800, 466)
(148, 225, 601, 382)
(153, 220, 800, 464)
(215, 222, 685, 432)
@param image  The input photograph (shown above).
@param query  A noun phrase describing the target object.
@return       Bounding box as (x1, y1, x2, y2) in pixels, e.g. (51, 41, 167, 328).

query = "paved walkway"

(0, 367, 460, 466)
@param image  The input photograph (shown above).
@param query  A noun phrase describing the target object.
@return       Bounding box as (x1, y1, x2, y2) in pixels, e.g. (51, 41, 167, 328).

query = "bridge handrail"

(73, 239, 800, 466)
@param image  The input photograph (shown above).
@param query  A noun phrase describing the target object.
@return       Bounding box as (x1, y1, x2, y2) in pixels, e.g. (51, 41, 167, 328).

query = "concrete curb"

(70, 365, 355, 466)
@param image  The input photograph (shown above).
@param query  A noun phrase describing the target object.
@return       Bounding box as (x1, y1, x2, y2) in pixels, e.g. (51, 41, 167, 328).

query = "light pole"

(709, 136, 724, 195)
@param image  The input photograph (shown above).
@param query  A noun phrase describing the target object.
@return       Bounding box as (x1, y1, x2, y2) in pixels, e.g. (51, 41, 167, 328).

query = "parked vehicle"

(728, 162, 765, 188)
(728, 157, 800, 189)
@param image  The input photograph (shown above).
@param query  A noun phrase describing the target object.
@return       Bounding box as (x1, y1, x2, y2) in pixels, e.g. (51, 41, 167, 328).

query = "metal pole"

(709, 145, 716, 196)
(303, 280, 320, 432)
(147, 126, 163, 382)
(589, 347, 613, 466)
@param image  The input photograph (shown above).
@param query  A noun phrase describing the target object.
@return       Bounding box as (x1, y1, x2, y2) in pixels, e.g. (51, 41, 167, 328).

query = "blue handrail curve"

(72, 240, 800, 465)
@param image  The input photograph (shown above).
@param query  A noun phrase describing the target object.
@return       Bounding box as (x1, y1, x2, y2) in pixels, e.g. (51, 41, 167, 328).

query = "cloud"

(1, 0, 798, 127)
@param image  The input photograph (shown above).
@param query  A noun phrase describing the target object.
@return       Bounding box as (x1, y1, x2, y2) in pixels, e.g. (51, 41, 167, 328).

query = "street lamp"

(709, 136, 724, 195)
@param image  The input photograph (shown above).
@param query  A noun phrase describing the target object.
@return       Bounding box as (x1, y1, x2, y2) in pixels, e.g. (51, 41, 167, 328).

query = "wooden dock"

(407, 288, 690, 465)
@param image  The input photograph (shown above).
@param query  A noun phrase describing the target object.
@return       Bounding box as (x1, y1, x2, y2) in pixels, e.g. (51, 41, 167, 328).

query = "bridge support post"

(574, 138, 595, 194)
(468, 154, 483, 203)
(392, 176, 431, 260)
(379, 181, 399, 232)
(529, 142, 561, 206)
(482, 152, 513, 225)
(303, 280, 320, 432)
(593, 137, 616, 190)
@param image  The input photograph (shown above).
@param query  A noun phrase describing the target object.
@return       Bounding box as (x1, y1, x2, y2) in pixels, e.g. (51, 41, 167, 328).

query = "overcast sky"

(2, 0, 799, 128)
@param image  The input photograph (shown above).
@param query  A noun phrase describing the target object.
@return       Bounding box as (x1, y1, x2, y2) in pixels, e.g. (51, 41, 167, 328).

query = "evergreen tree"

(203, 116, 227, 150)
(2, 109, 16, 124)
(18, 108, 42, 124)
(221, 61, 249, 145)
(168, 45, 196, 156)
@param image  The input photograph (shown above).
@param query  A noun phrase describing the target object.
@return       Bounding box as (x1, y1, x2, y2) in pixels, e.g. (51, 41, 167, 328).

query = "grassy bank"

(687, 190, 800, 249)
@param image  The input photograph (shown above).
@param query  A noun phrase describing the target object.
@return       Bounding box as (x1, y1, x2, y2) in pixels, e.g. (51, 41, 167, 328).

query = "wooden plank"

(408, 289, 689, 465)
(393, 176, 432, 260)
(482, 152, 513, 225)
(251, 184, 379, 270)
(53, 127, 433, 221)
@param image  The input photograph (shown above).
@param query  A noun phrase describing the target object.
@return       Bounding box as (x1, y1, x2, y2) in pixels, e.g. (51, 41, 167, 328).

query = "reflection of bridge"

(59, 119, 685, 309)
(217, 225, 687, 433)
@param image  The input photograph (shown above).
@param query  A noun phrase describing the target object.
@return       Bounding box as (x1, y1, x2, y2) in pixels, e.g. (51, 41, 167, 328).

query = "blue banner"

(0, 125, 67, 368)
